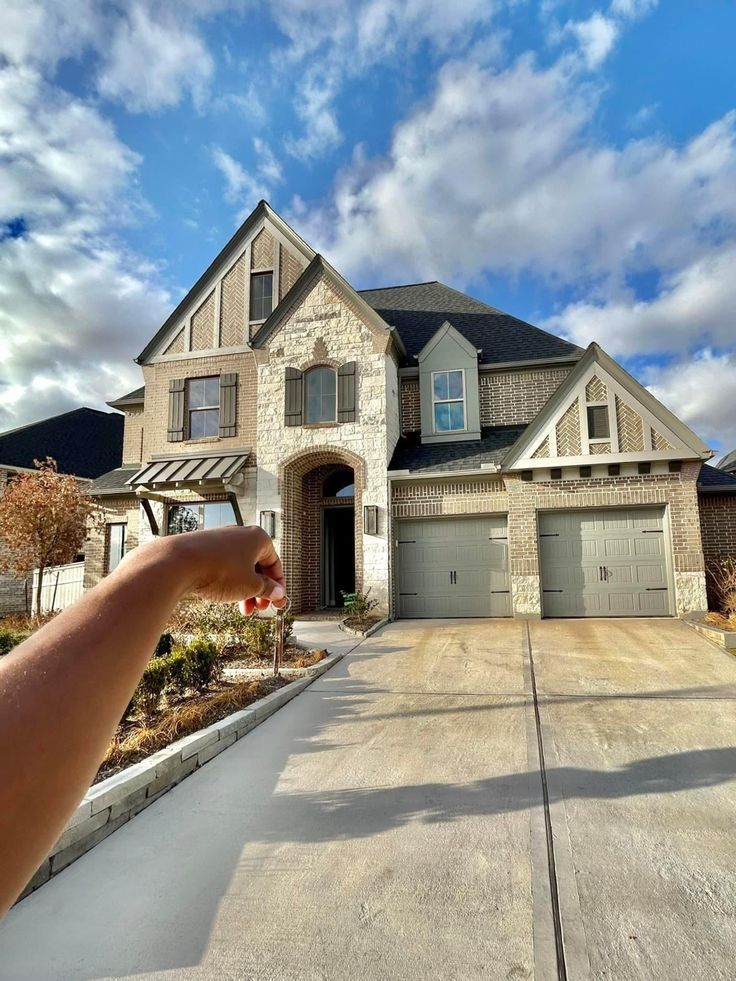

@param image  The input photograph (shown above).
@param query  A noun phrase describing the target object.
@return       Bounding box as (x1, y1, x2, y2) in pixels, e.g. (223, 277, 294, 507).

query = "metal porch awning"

(127, 450, 251, 490)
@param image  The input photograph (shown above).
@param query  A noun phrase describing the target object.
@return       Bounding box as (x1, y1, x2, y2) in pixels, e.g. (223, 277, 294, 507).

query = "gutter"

(387, 465, 503, 481)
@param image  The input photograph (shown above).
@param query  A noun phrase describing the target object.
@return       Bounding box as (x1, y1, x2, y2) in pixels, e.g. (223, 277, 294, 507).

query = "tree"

(0, 457, 101, 618)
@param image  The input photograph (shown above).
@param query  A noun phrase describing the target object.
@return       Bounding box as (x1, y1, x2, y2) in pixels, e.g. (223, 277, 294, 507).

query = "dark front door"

(322, 507, 355, 607)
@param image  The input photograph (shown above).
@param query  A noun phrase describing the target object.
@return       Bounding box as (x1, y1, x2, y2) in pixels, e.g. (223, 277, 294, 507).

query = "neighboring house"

(0, 408, 124, 613)
(88, 200, 716, 620)
(697, 463, 736, 605)
(716, 449, 736, 474)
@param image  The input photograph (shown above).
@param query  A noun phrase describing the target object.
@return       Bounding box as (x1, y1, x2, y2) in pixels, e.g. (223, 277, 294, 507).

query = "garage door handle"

(645, 587, 667, 591)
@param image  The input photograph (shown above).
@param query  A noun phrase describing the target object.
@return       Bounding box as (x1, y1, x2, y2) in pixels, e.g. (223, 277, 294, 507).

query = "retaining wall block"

(53, 808, 111, 853)
(178, 726, 220, 761)
(86, 760, 153, 815)
(198, 730, 236, 765)
(51, 813, 130, 874)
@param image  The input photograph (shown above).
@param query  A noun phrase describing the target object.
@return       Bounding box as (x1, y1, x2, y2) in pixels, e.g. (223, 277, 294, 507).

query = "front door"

(322, 507, 355, 607)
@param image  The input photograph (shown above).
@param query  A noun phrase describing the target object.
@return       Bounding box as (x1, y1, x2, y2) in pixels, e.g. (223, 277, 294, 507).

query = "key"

(273, 606, 284, 678)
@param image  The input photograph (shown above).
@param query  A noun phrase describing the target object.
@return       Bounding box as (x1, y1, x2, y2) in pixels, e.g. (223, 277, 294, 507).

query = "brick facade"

(390, 463, 707, 617)
(698, 493, 736, 607)
(122, 406, 144, 465)
(399, 364, 573, 434)
(83, 497, 140, 590)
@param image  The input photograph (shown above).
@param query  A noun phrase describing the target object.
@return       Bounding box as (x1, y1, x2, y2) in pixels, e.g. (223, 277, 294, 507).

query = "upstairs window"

(587, 405, 610, 440)
(250, 271, 273, 321)
(305, 366, 337, 424)
(187, 376, 220, 438)
(432, 369, 466, 433)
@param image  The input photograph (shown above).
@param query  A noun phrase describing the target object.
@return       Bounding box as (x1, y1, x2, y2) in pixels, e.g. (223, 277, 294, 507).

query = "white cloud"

(609, 0, 658, 18)
(296, 57, 736, 292)
(96, 3, 214, 112)
(565, 13, 618, 69)
(0, 62, 171, 429)
(211, 139, 283, 219)
(644, 350, 736, 452)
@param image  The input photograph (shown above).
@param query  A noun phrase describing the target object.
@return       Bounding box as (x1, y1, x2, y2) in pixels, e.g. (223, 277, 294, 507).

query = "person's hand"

(126, 525, 287, 613)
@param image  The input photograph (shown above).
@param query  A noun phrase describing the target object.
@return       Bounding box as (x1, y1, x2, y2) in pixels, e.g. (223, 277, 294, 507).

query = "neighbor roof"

(698, 463, 736, 493)
(89, 465, 140, 496)
(359, 281, 582, 365)
(717, 449, 736, 473)
(389, 425, 527, 475)
(0, 408, 123, 479)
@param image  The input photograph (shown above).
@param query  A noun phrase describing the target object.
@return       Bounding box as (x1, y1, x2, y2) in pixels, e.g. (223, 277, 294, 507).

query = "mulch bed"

(95, 675, 290, 785)
(226, 645, 327, 670)
(343, 613, 384, 634)
(703, 612, 736, 631)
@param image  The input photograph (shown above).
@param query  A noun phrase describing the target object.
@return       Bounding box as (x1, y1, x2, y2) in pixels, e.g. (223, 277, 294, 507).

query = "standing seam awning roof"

(127, 451, 250, 488)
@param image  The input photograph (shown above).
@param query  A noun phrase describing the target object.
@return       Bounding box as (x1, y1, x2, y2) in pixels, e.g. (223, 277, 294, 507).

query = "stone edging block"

(18, 651, 345, 903)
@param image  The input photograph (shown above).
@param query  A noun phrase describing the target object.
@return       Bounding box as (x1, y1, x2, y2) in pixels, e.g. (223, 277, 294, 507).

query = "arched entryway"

(280, 447, 365, 614)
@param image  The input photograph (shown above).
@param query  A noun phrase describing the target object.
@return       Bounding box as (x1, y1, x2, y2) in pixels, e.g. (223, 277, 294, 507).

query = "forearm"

(0, 536, 191, 914)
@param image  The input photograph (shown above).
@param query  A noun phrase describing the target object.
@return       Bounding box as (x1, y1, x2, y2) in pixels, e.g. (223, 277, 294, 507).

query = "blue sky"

(1, 0, 735, 456)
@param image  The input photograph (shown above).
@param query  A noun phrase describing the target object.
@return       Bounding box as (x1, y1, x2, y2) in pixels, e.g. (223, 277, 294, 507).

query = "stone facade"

(256, 274, 398, 612)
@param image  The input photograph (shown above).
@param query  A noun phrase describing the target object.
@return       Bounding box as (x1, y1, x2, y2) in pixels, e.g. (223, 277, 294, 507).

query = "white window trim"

(431, 368, 467, 434)
(187, 377, 220, 439)
(305, 365, 338, 425)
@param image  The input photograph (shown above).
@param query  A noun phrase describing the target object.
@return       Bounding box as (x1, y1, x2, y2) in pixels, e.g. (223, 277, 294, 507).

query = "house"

(0, 408, 124, 613)
(87, 200, 716, 619)
(697, 462, 736, 605)
(715, 449, 736, 474)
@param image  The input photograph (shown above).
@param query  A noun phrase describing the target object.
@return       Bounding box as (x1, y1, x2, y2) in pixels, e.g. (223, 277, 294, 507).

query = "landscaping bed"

(226, 645, 327, 670)
(343, 613, 384, 634)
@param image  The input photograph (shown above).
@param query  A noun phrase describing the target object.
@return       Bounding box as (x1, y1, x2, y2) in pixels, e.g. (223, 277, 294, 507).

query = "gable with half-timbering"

(505, 344, 710, 469)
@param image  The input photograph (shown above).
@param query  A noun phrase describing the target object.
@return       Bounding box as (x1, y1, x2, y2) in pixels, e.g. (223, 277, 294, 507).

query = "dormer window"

(250, 271, 273, 321)
(432, 369, 466, 433)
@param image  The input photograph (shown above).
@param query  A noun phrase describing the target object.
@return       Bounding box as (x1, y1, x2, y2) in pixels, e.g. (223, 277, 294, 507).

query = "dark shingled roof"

(108, 386, 144, 408)
(0, 408, 123, 479)
(698, 463, 736, 493)
(359, 281, 582, 365)
(89, 465, 139, 495)
(389, 425, 526, 475)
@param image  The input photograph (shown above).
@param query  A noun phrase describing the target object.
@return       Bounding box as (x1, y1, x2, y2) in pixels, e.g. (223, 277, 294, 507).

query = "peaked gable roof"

(0, 408, 123, 479)
(417, 319, 478, 361)
(359, 281, 582, 366)
(503, 342, 713, 468)
(136, 201, 315, 364)
(108, 385, 144, 409)
(698, 463, 736, 493)
(250, 254, 405, 356)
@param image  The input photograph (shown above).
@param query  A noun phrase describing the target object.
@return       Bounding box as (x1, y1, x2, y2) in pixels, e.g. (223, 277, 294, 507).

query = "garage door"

(539, 508, 672, 617)
(397, 516, 510, 618)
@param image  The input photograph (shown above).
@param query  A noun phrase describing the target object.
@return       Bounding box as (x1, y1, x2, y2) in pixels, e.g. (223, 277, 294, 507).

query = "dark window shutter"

(337, 361, 357, 423)
(167, 378, 185, 442)
(219, 373, 237, 437)
(284, 367, 303, 426)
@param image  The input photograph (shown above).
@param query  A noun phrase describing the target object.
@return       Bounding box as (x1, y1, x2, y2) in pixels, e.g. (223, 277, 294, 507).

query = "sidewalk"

(292, 617, 365, 656)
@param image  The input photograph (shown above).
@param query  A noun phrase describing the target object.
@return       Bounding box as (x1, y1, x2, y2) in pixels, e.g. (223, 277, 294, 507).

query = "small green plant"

(341, 589, 378, 620)
(162, 648, 192, 696)
(0, 628, 29, 656)
(185, 638, 221, 688)
(243, 615, 272, 657)
(134, 658, 170, 716)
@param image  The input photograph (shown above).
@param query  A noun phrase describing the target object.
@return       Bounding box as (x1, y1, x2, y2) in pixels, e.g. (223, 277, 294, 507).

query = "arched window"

(305, 366, 337, 424)
(323, 468, 355, 498)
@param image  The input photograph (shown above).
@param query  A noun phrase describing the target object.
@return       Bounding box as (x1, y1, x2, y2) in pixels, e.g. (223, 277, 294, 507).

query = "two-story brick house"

(89, 200, 715, 619)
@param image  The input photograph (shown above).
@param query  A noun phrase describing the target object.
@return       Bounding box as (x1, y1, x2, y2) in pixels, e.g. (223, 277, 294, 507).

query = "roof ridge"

(358, 280, 440, 292)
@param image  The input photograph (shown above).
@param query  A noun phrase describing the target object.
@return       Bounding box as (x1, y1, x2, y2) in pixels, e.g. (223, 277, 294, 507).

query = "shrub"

(134, 658, 170, 716)
(163, 648, 192, 696)
(708, 558, 736, 619)
(341, 589, 378, 620)
(0, 628, 29, 656)
(243, 615, 272, 657)
(168, 599, 249, 638)
(153, 632, 173, 659)
(184, 638, 221, 689)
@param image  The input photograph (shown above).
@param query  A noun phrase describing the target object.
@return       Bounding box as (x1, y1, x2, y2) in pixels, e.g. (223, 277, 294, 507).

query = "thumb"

(239, 575, 286, 615)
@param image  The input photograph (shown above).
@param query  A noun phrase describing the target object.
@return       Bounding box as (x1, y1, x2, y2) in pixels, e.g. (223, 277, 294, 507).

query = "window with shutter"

(167, 378, 185, 442)
(284, 367, 303, 426)
(219, 373, 237, 437)
(337, 361, 357, 423)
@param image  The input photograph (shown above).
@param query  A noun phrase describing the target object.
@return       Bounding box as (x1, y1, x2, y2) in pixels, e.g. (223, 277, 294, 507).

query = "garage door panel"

(539, 507, 671, 618)
(397, 516, 509, 618)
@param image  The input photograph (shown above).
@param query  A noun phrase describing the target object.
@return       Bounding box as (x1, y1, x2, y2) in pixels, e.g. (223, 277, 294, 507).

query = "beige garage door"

(539, 507, 672, 617)
(397, 515, 510, 618)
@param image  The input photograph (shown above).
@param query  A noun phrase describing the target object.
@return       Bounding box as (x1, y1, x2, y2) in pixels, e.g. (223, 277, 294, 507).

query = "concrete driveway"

(1, 619, 735, 980)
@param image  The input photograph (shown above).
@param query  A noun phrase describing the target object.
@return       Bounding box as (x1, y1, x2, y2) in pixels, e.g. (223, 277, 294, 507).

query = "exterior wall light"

(363, 505, 378, 535)
(260, 510, 276, 538)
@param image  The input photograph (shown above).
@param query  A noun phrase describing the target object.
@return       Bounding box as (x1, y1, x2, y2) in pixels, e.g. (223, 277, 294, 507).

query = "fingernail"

(271, 584, 285, 601)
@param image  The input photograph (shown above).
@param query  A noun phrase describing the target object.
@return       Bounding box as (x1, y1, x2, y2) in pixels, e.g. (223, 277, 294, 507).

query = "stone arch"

(279, 445, 366, 612)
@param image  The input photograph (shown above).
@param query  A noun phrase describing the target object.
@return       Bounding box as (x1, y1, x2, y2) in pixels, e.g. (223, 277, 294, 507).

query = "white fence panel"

(32, 561, 85, 615)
